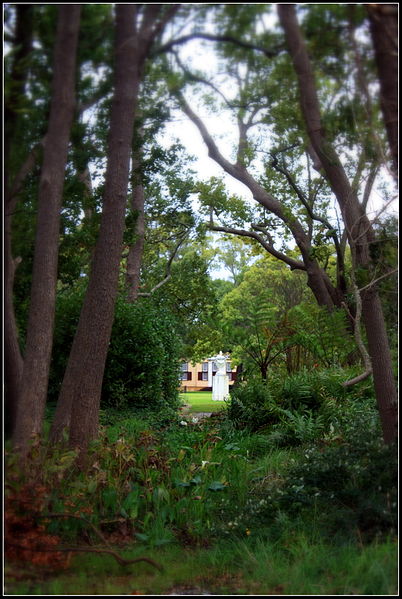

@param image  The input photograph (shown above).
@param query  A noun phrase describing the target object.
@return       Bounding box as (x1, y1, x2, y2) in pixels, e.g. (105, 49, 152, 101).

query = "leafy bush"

(224, 368, 378, 448)
(102, 298, 182, 411)
(49, 288, 182, 411)
(277, 412, 398, 542)
(273, 368, 349, 412)
(287, 303, 355, 368)
(267, 408, 327, 447)
(225, 378, 276, 431)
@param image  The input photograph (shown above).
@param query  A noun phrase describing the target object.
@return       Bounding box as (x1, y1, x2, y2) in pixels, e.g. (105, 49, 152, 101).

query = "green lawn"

(179, 391, 229, 413)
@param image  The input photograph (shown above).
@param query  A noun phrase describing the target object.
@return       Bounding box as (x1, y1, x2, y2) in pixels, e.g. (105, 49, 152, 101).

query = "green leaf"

(208, 481, 227, 491)
(189, 475, 202, 485)
(174, 480, 191, 488)
(224, 443, 240, 451)
(154, 538, 173, 546)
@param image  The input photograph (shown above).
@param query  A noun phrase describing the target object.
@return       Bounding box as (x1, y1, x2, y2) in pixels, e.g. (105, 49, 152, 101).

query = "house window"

(181, 362, 191, 381)
(226, 362, 232, 373)
(198, 363, 209, 381)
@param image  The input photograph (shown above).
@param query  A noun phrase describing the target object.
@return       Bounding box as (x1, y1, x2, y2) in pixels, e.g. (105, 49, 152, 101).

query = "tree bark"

(278, 4, 397, 444)
(4, 4, 34, 179)
(366, 4, 398, 176)
(12, 6, 81, 453)
(50, 5, 141, 446)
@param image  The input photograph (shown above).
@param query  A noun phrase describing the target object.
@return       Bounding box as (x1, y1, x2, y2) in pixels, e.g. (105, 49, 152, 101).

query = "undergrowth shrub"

(6, 418, 262, 552)
(103, 298, 181, 411)
(266, 409, 327, 446)
(279, 436, 398, 543)
(224, 368, 377, 447)
(210, 408, 397, 545)
(273, 368, 351, 411)
(49, 288, 182, 412)
(225, 378, 275, 431)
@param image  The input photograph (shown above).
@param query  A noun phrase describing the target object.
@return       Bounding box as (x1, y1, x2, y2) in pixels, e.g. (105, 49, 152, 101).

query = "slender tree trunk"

(278, 4, 398, 444)
(12, 6, 81, 453)
(366, 4, 398, 176)
(361, 288, 397, 443)
(4, 5, 34, 175)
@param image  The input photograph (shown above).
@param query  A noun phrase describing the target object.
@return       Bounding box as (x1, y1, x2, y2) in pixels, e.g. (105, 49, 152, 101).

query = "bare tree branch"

(172, 51, 235, 109)
(361, 166, 379, 213)
(358, 267, 398, 294)
(270, 146, 347, 291)
(209, 222, 306, 271)
(155, 32, 283, 58)
(137, 235, 187, 297)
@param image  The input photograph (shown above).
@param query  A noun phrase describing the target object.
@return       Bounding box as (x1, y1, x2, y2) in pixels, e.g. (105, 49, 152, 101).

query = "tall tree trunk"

(4, 5, 34, 438)
(12, 6, 81, 452)
(278, 4, 397, 444)
(366, 4, 398, 176)
(50, 4, 177, 453)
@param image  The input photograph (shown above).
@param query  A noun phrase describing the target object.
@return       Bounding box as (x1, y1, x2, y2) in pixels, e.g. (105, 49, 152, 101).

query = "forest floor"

(5, 531, 397, 595)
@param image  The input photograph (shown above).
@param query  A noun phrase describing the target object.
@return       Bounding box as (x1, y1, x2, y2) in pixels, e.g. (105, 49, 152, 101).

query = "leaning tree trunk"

(12, 6, 81, 453)
(366, 4, 398, 177)
(278, 4, 397, 444)
(4, 249, 23, 438)
(177, 96, 339, 311)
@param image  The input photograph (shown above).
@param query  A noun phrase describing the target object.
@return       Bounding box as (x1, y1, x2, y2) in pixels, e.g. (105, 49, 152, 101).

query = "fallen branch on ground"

(6, 541, 163, 571)
(36, 512, 163, 571)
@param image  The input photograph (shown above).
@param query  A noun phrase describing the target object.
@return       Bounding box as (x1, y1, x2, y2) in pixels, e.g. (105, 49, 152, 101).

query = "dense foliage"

(49, 287, 182, 412)
(225, 367, 377, 443)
